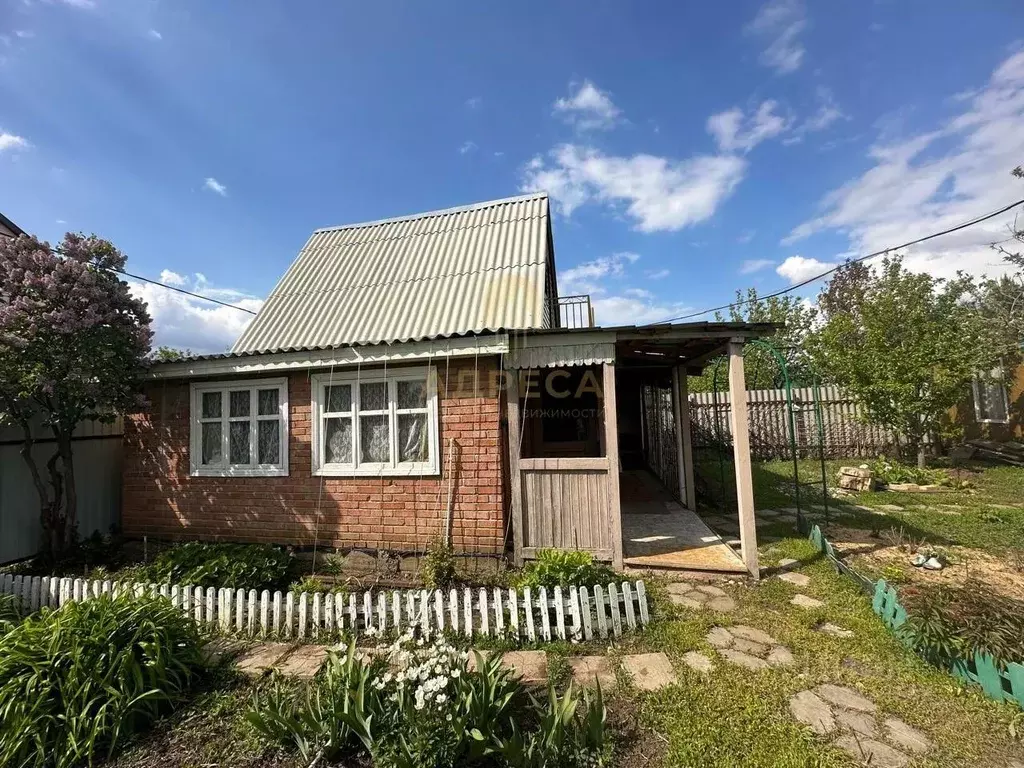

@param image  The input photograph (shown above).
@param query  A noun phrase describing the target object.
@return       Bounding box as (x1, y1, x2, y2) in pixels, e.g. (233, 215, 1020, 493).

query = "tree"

(688, 287, 817, 392)
(0, 233, 152, 557)
(806, 256, 992, 467)
(152, 346, 193, 362)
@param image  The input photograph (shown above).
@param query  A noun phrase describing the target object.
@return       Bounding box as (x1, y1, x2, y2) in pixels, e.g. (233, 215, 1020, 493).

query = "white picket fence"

(0, 573, 650, 643)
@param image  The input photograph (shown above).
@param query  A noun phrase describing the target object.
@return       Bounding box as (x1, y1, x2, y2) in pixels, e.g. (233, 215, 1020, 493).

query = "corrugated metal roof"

(232, 193, 553, 354)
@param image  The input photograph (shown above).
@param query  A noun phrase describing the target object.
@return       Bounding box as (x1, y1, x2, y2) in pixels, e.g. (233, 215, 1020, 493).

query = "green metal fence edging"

(806, 523, 1024, 709)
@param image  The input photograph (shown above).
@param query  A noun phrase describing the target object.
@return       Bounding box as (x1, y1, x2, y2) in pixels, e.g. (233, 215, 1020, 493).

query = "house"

(124, 193, 771, 576)
(955, 363, 1024, 442)
(0, 212, 24, 239)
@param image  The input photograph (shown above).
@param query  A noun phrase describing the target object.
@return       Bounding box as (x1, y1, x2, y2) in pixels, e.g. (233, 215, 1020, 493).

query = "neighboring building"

(0, 211, 24, 239)
(955, 363, 1024, 442)
(124, 193, 771, 575)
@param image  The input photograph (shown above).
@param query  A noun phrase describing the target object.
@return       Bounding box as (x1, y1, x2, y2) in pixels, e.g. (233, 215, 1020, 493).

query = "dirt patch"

(826, 526, 1024, 601)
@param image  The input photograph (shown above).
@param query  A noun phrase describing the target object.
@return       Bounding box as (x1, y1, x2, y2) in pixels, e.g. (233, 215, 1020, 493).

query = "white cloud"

(645, 268, 670, 280)
(159, 269, 187, 286)
(776, 255, 837, 284)
(202, 177, 227, 196)
(707, 100, 791, 152)
(591, 295, 692, 326)
(559, 252, 640, 295)
(0, 133, 29, 152)
(129, 273, 263, 353)
(784, 87, 846, 144)
(465, 96, 482, 109)
(15, 30, 34, 39)
(553, 80, 622, 131)
(737, 230, 756, 244)
(740, 258, 775, 274)
(148, 29, 162, 41)
(745, 0, 807, 75)
(59, 0, 96, 8)
(522, 144, 746, 232)
(458, 140, 477, 155)
(786, 50, 1024, 281)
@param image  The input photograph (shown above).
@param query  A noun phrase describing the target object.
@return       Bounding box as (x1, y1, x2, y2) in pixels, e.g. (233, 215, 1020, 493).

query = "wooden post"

(603, 363, 624, 570)
(506, 373, 525, 565)
(727, 341, 759, 578)
(672, 366, 696, 510)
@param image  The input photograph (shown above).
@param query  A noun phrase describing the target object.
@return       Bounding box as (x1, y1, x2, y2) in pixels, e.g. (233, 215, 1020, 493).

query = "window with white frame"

(190, 378, 289, 476)
(973, 366, 1010, 424)
(311, 367, 438, 475)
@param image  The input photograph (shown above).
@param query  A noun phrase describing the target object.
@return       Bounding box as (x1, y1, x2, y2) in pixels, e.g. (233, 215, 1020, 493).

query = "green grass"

(615, 538, 1024, 767)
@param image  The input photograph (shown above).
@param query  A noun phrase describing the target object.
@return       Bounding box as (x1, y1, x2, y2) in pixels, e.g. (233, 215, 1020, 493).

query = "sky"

(1, 0, 1023, 353)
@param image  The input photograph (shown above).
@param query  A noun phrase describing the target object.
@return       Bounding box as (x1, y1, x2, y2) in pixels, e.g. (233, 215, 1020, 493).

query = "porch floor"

(620, 471, 747, 573)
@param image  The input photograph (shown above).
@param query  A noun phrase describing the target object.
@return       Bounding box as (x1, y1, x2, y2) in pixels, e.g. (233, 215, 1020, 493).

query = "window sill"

(313, 465, 440, 478)
(190, 467, 289, 478)
(977, 419, 1010, 425)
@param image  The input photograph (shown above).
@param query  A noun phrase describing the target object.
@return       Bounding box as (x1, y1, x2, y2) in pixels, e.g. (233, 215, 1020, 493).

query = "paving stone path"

(228, 642, 678, 692)
(788, 684, 932, 767)
(666, 581, 737, 613)
(705, 625, 795, 670)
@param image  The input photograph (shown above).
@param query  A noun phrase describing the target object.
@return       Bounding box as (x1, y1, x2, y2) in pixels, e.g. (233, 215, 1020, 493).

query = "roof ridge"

(313, 191, 548, 234)
(268, 258, 548, 299)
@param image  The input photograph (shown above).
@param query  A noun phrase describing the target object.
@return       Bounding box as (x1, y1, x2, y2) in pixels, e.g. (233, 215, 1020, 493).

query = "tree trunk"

(44, 448, 66, 559)
(56, 430, 78, 550)
(917, 445, 927, 469)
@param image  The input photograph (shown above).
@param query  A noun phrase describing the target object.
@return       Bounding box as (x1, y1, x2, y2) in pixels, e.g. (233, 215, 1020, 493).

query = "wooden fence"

(0, 573, 650, 644)
(690, 385, 898, 460)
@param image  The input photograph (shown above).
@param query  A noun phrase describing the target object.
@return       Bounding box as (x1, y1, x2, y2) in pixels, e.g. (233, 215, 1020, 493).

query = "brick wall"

(123, 358, 506, 554)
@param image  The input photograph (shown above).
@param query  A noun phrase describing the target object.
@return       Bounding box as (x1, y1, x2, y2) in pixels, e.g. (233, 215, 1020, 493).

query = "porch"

(505, 322, 772, 577)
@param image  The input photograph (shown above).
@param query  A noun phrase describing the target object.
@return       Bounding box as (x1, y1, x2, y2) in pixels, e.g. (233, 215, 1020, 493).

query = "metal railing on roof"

(558, 295, 595, 329)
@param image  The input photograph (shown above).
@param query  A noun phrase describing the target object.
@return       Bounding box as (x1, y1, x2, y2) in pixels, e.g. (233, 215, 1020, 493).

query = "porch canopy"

(504, 321, 774, 577)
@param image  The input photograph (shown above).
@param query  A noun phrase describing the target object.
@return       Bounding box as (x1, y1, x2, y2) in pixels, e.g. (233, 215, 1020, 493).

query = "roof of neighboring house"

(231, 192, 555, 354)
(0, 211, 24, 238)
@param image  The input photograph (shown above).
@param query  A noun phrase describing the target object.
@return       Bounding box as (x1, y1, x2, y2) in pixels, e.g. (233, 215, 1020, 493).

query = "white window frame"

(189, 378, 289, 477)
(972, 366, 1010, 425)
(311, 367, 439, 477)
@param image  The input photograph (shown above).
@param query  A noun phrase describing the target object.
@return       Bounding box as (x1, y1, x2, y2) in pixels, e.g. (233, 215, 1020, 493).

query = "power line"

(105, 265, 259, 315)
(658, 197, 1024, 324)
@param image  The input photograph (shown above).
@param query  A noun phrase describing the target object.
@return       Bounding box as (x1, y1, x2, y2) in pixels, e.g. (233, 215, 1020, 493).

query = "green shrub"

(289, 575, 347, 596)
(0, 594, 204, 768)
(136, 541, 292, 589)
(514, 549, 616, 590)
(899, 585, 1024, 667)
(0, 594, 20, 632)
(867, 457, 952, 487)
(247, 633, 608, 768)
(421, 540, 458, 590)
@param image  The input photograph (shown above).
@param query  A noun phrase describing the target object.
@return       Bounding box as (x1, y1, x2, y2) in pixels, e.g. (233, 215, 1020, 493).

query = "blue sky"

(1, 1, 1023, 352)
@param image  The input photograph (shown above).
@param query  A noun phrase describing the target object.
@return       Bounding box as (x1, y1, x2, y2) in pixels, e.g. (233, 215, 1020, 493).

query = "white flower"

(435, 693, 447, 704)
(450, 669, 460, 678)
(859, 464, 868, 469)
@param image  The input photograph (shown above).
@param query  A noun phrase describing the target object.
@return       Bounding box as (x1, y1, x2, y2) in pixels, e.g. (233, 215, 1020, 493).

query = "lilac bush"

(0, 232, 152, 556)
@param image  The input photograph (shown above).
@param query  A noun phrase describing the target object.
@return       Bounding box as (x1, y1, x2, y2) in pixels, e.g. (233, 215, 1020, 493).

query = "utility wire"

(103, 265, 259, 315)
(658, 197, 1024, 324)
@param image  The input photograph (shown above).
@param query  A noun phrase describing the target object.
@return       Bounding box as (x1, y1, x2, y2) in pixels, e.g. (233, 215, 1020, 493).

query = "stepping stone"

(670, 593, 707, 610)
(836, 709, 876, 737)
(791, 594, 825, 610)
(720, 649, 769, 671)
(834, 735, 909, 767)
(883, 718, 931, 754)
(789, 690, 835, 735)
(235, 642, 293, 677)
(682, 651, 714, 675)
(706, 627, 734, 648)
(767, 646, 794, 667)
(666, 582, 694, 595)
(502, 651, 548, 685)
(817, 622, 855, 638)
(621, 652, 676, 691)
(756, 509, 780, 517)
(815, 684, 876, 713)
(568, 656, 616, 689)
(778, 572, 811, 587)
(693, 584, 727, 598)
(733, 638, 767, 656)
(778, 558, 800, 569)
(877, 505, 904, 512)
(276, 645, 329, 679)
(707, 596, 737, 612)
(730, 625, 777, 645)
